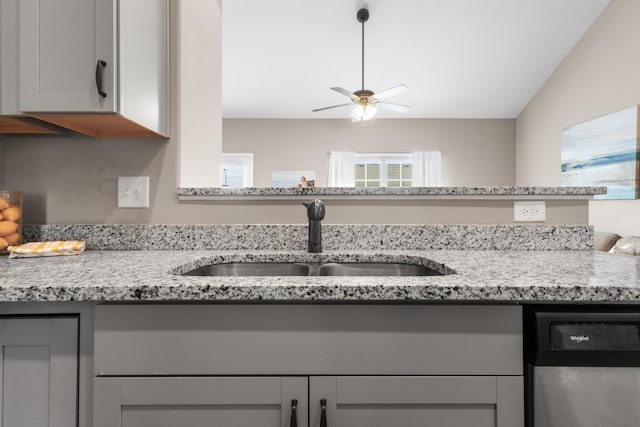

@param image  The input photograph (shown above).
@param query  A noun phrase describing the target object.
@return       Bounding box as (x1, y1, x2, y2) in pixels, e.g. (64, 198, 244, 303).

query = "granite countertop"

(1, 249, 639, 302)
(177, 186, 607, 199)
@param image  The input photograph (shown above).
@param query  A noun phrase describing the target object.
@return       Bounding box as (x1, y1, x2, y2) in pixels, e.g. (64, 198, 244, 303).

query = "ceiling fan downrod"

(311, 6, 410, 120)
(357, 8, 369, 92)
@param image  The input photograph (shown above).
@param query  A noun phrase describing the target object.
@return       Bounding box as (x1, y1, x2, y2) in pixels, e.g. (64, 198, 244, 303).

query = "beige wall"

(2, 117, 517, 225)
(223, 118, 515, 187)
(1, 0, 519, 226)
(516, 0, 640, 235)
(176, 0, 222, 188)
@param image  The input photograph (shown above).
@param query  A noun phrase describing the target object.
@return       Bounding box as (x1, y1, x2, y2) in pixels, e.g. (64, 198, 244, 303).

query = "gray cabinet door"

(19, 0, 115, 112)
(309, 376, 523, 427)
(0, 317, 78, 427)
(0, 0, 20, 114)
(94, 377, 308, 427)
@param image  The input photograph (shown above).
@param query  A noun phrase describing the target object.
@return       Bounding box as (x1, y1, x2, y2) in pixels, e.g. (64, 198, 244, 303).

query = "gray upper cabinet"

(0, 316, 78, 427)
(0, 0, 60, 134)
(1, 0, 20, 115)
(18, 0, 169, 137)
(19, 0, 114, 113)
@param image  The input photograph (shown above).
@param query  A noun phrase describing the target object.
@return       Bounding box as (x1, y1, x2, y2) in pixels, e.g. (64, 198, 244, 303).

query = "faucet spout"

(303, 199, 325, 253)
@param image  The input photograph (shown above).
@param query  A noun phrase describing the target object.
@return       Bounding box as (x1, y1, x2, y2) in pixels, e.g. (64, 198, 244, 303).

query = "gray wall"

(2, 118, 515, 225)
(223, 119, 515, 187)
(516, 0, 640, 235)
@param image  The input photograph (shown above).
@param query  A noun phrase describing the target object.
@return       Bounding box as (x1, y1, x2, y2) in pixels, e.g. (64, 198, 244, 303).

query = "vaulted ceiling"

(222, 0, 610, 119)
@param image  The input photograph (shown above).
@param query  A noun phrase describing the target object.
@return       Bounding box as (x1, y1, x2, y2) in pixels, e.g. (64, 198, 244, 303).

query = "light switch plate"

(117, 176, 150, 208)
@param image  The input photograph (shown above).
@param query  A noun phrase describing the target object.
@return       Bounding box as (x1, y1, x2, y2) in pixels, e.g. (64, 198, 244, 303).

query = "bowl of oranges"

(0, 191, 22, 253)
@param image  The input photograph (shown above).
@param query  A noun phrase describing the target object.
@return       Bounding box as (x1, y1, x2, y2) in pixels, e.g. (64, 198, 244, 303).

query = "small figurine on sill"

(297, 176, 315, 188)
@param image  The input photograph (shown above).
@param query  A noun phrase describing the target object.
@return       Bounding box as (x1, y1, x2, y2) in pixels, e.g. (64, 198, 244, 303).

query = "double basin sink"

(183, 262, 444, 277)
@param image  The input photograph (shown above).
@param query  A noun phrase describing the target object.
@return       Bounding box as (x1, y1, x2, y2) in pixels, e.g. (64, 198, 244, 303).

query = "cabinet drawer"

(94, 304, 522, 376)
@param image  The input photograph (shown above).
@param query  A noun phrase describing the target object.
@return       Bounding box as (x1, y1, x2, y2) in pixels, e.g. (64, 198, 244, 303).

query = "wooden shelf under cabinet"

(30, 113, 167, 139)
(0, 116, 61, 134)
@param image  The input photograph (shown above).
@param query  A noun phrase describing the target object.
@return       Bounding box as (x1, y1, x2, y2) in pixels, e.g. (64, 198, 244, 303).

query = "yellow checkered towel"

(8, 241, 85, 258)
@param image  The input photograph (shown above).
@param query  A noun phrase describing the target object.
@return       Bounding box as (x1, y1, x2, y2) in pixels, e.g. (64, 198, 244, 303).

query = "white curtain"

(412, 150, 442, 186)
(327, 151, 356, 187)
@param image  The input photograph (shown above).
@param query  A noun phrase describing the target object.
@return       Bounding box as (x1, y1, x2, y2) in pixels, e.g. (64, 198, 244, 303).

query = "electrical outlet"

(514, 201, 546, 222)
(118, 176, 150, 208)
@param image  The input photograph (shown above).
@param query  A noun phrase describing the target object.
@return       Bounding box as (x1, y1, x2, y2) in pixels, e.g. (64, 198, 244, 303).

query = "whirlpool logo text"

(569, 335, 590, 343)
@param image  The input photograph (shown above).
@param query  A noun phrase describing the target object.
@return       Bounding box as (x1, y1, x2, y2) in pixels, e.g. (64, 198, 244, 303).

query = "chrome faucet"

(303, 199, 325, 253)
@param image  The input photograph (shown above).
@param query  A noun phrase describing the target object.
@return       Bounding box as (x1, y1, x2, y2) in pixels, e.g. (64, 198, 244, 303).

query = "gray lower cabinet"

(311, 376, 523, 427)
(94, 304, 525, 427)
(0, 316, 78, 427)
(93, 375, 522, 427)
(94, 376, 308, 427)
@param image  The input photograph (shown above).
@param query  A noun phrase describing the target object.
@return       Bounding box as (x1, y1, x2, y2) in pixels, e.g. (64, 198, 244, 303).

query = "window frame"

(354, 152, 413, 188)
(220, 153, 254, 187)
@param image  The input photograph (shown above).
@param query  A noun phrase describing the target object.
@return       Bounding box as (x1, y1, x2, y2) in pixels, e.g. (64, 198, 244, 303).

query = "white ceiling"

(222, 0, 610, 119)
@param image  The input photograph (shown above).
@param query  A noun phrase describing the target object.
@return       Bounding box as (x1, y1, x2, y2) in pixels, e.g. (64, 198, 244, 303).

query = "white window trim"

(221, 153, 254, 187)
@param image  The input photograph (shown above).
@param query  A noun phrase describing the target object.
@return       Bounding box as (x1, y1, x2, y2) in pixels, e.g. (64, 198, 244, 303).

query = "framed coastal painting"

(561, 105, 640, 200)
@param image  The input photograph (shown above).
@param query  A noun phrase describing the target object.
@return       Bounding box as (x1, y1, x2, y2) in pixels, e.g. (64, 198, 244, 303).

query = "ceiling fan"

(313, 8, 410, 123)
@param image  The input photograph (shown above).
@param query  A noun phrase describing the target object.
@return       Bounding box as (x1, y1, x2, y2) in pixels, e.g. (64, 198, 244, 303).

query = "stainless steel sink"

(317, 262, 440, 276)
(182, 262, 443, 276)
(183, 262, 311, 276)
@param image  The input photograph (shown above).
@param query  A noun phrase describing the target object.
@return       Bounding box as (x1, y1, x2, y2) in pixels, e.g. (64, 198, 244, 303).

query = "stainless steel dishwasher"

(525, 307, 640, 427)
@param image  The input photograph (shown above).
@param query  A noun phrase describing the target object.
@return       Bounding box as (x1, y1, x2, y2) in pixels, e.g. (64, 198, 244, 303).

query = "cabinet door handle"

(95, 60, 107, 97)
(290, 399, 298, 427)
(320, 399, 327, 427)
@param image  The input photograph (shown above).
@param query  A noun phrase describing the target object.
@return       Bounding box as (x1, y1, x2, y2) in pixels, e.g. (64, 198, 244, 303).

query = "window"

(220, 153, 253, 187)
(327, 150, 441, 187)
(354, 153, 413, 187)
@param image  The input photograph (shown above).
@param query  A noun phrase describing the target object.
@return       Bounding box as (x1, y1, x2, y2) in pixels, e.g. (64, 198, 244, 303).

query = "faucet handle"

(304, 199, 325, 221)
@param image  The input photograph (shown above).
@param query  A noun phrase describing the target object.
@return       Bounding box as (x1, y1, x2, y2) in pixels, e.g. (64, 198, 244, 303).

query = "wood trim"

(0, 116, 61, 134)
(30, 113, 167, 139)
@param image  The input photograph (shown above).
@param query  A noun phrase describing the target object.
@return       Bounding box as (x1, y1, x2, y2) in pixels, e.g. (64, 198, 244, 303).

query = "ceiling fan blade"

(374, 84, 409, 100)
(376, 102, 411, 113)
(312, 103, 353, 112)
(330, 87, 356, 98)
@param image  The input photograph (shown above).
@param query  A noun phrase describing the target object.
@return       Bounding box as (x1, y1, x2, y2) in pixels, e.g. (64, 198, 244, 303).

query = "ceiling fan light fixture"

(351, 103, 377, 123)
(312, 8, 409, 122)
